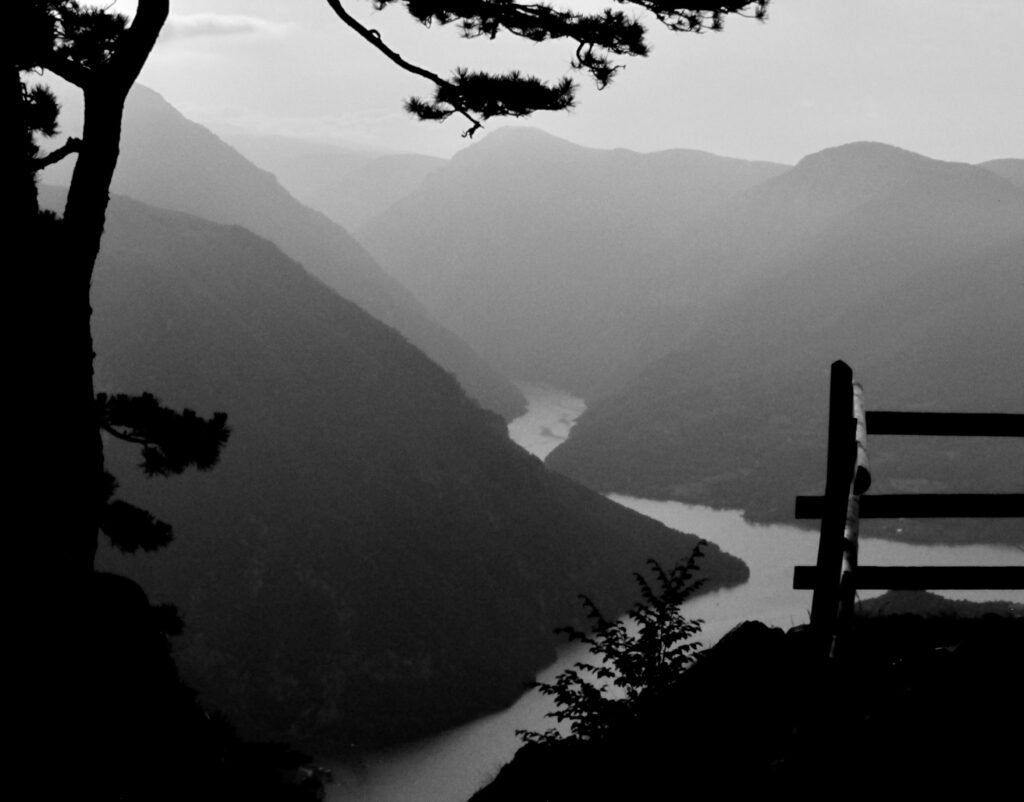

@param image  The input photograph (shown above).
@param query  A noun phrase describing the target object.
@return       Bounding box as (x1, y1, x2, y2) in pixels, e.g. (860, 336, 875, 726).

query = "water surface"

(326, 385, 1021, 800)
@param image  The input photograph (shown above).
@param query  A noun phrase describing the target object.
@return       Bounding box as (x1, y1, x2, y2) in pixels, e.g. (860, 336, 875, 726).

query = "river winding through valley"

(326, 383, 1022, 801)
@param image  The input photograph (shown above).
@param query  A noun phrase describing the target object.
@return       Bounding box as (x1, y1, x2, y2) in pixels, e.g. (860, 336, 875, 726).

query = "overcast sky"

(85, 0, 1023, 163)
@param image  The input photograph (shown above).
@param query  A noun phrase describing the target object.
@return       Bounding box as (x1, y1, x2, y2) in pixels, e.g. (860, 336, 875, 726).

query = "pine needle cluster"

(97, 392, 230, 553)
(326, 0, 770, 135)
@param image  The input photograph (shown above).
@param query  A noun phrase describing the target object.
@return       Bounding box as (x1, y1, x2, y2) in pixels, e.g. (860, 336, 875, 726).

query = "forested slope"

(42, 84, 523, 418)
(548, 144, 1024, 544)
(69, 191, 747, 750)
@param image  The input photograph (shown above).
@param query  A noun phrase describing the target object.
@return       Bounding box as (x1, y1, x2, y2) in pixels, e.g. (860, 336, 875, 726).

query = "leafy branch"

(518, 543, 707, 744)
(96, 393, 230, 553)
(98, 392, 230, 477)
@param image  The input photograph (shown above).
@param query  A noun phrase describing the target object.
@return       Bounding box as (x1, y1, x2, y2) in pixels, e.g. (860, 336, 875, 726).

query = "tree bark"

(48, 0, 169, 582)
(16, 5, 168, 781)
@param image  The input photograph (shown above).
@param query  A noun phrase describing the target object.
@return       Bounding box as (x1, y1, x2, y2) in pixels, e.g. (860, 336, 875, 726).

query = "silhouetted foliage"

(15, 1, 133, 197)
(326, 0, 769, 134)
(98, 391, 230, 476)
(12, 3, 74, 221)
(94, 393, 229, 552)
(100, 492, 173, 552)
(518, 544, 706, 744)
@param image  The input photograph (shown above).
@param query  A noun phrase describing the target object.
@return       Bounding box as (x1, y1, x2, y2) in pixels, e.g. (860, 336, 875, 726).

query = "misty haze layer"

(359, 127, 789, 395)
(547, 145, 1024, 541)
(42, 83, 524, 420)
(356, 132, 1022, 542)
(222, 131, 445, 232)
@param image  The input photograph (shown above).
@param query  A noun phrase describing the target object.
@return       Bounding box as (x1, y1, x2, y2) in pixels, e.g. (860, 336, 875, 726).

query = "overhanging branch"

(33, 137, 81, 171)
(100, 424, 150, 446)
(324, 0, 485, 135)
(40, 55, 92, 89)
(325, 0, 768, 133)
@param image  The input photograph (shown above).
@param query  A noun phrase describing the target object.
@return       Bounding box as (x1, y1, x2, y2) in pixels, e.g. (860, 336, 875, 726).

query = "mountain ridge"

(223, 130, 446, 231)
(359, 127, 790, 393)
(545, 140, 1024, 543)
(41, 83, 524, 419)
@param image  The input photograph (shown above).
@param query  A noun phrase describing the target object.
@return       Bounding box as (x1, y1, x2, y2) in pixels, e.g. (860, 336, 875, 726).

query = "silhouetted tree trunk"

(14, 1, 169, 784)
(35, 0, 169, 584)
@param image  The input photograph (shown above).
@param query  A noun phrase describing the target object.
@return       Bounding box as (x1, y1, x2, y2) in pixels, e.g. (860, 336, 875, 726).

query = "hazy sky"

(85, 0, 1023, 162)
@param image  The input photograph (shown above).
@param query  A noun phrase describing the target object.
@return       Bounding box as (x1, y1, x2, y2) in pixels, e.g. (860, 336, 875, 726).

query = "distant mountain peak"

(748, 140, 1008, 216)
(452, 125, 600, 166)
(792, 140, 950, 176)
(475, 125, 569, 145)
(123, 83, 196, 128)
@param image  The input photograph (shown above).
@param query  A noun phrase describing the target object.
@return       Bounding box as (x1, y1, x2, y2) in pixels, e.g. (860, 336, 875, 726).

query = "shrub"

(517, 543, 706, 744)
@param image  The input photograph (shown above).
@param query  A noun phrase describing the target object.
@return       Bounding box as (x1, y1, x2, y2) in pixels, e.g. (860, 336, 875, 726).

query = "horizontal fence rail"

(794, 565, 1024, 590)
(796, 493, 1024, 519)
(866, 411, 1024, 437)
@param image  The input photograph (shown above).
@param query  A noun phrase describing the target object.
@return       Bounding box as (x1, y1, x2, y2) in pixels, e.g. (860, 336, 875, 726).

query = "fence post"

(809, 360, 855, 657)
(831, 382, 869, 659)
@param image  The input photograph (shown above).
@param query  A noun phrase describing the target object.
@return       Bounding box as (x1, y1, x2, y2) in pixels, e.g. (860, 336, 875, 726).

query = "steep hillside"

(224, 131, 445, 231)
(359, 127, 788, 393)
(75, 191, 747, 751)
(548, 144, 1024, 544)
(41, 84, 522, 418)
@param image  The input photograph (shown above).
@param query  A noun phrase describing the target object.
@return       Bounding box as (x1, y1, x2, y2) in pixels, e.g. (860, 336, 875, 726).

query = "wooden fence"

(792, 360, 1024, 658)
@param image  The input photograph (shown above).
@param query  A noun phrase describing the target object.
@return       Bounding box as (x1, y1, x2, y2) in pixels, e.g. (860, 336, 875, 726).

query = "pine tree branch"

(324, 0, 486, 135)
(101, 499, 174, 553)
(628, 1, 768, 32)
(99, 421, 150, 446)
(32, 136, 81, 170)
(40, 54, 92, 88)
(97, 392, 230, 475)
(327, 1, 768, 134)
(375, 0, 648, 87)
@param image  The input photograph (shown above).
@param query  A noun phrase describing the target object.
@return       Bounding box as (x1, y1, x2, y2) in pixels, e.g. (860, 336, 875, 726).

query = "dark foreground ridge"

(61, 572, 328, 800)
(474, 595, 1023, 799)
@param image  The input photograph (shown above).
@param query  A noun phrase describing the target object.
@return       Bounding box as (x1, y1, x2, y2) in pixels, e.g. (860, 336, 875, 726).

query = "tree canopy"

(326, 0, 769, 135)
